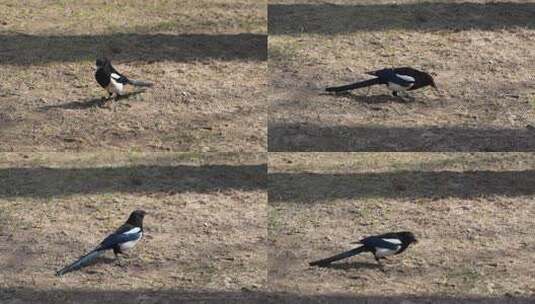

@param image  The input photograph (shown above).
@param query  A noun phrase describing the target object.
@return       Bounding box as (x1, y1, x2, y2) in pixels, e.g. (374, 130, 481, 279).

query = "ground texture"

(0, 152, 267, 303)
(0, 0, 267, 151)
(269, 0, 535, 151)
(268, 153, 535, 303)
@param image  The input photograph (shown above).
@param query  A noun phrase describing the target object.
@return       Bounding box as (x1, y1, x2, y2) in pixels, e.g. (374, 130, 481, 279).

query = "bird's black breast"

(95, 68, 110, 88)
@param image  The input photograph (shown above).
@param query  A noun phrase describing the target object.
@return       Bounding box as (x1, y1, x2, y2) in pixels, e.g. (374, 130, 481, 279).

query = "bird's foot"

(115, 258, 127, 268)
(99, 96, 112, 108)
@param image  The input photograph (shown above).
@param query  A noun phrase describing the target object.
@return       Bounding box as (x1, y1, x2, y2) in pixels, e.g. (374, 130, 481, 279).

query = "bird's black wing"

(390, 73, 415, 87)
(351, 232, 403, 244)
(109, 66, 129, 84)
(373, 231, 410, 239)
(369, 68, 414, 88)
(97, 223, 141, 250)
(393, 67, 433, 91)
(392, 67, 422, 78)
(113, 223, 137, 234)
(360, 236, 400, 250)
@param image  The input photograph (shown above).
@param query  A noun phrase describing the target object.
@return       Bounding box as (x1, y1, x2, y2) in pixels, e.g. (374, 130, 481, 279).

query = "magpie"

(56, 210, 146, 276)
(309, 231, 417, 267)
(326, 67, 437, 98)
(95, 57, 153, 101)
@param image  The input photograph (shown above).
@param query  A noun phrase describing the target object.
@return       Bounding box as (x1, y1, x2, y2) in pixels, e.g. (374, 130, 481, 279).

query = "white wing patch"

(119, 230, 142, 251)
(381, 238, 402, 245)
(124, 227, 141, 234)
(395, 74, 415, 83)
(374, 238, 402, 257)
(111, 73, 122, 80)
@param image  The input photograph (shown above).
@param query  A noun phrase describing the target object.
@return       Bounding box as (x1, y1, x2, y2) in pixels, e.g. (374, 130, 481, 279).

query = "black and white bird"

(56, 210, 147, 276)
(326, 67, 437, 98)
(95, 57, 153, 100)
(309, 231, 417, 267)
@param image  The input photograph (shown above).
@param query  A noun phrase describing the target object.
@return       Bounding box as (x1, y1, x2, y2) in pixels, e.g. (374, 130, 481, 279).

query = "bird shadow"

(84, 255, 117, 268)
(39, 90, 147, 111)
(320, 91, 413, 104)
(347, 94, 413, 104)
(315, 261, 382, 271)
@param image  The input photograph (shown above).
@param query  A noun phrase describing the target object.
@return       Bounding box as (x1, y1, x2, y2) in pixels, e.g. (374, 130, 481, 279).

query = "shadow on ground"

(39, 90, 147, 111)
(0, 288, 532, 304)
(269, 170, 535, 203)
(269, 2, 535, 34)
(0, 33, 266, 65)
(268, 123, 535, 152)
(314, 261, 382, 271)
(0, 164, 266, 198)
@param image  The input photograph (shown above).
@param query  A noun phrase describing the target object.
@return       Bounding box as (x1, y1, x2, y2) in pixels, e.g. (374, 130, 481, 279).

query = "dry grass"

(0, 152, 267, 302)
(268, 0, 535, 151)
(0, 1, 267, 151)
(268, 153, 535, 299)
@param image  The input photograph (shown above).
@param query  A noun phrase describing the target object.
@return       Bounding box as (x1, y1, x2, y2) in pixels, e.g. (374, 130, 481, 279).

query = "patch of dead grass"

(0, 152, 267, 293)
(0, 1, 267, 151)
(268, 0, 535, 151)
(268, 153, 535, 297)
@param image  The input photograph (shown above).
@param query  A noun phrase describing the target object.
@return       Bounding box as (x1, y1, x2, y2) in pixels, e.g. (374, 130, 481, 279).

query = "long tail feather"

(325, 78, 380, 92)
(128, 79, 154, 87)
(309, 246, 367, 267)
(56, 249, 103, 276)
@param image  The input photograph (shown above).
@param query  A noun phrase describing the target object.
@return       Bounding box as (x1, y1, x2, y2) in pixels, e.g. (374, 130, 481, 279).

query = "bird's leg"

(100, 92, 113, 107)
(375, 256, 387, 272)
(101, 93, 112, 102)
(375, 256, 382, 265)
(397, 91, 411, 102)
(114, 250, 125, 267)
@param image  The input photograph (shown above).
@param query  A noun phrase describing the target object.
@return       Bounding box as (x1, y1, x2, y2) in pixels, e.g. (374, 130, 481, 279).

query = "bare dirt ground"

(0, 152, 267, 303)
(0, 1, 266, 152)
(268, 153, 535, 303)
(268, 0, 535, 151)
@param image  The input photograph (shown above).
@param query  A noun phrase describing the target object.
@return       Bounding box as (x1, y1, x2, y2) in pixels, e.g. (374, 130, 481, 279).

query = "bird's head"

(126, 210, 147, 227)
(423, 72, 438, 92)
(398, 231, 418, 244)
(95, 57, 109, 69)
